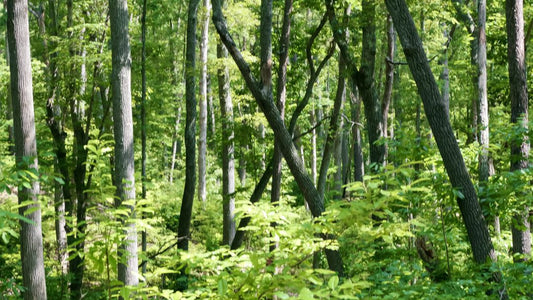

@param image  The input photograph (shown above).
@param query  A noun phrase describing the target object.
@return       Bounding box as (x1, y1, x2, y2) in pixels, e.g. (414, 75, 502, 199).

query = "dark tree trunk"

(317, 57, 346, 199)
(7, 0, 47, 298)
(213, 0, 344, 276)
(359, 0, 385, 168)
(384, 0, 496, 265)
(271, 0, 292, 226)
(506, 0, 531, 258)
(110, 0, 139, 287)
(350, 90, 364, 182)
(178, 0, 200, 252)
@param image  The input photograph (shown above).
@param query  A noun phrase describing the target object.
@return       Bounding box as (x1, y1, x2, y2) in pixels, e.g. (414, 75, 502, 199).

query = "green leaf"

(218, 278, 228, 296)
(298, 287, 314, 300)
(328, 275, 339, 290)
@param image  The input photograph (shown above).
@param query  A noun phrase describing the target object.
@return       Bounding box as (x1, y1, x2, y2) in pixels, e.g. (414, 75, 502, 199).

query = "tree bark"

(271, 0, 292, 224)
(140, 0, 148, 274)
(213, 0, 344, 276)
(382, 15, 395, 162)
(109, 0, 139, 287)
(217, 9, 236, 245)
(178, 0, 200, 252)
(359, 0, 385, 168)
(7, 0, 47, 298)
(506, 0, 531, 258)
(384, 0, 496, 265)
(198, 0, 211, 204)
(350, 90, 364, 182)
(317, 57, 345, 199)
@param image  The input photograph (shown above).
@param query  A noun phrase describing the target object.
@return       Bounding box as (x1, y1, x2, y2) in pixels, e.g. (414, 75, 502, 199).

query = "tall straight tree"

(178, 0, 200, 251)
(506, 0, 531, 258)
(271, 0, 292, 225)
(109, 0, 139, 287)
(198, 0, 211, 204)
(140, 0, 148, 274)
(218, 34, 236, 246)
(7, 0, 47, 298)
(384, 0, 497, 266)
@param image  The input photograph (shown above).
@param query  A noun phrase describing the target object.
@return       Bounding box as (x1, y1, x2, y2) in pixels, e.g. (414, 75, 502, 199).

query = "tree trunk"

(178, 0, 200, 252)
(218, 15, 236, 245)
(198, 0, 210, 204)
(7, 0, 47, 298)
(140, 0, 148, 275)
(506, 0, 531, 258)
(350, 90, 364, 182)
(359, 0, 385, 168)
(382, 15, 395, 163)
(317, 56, 346, 199)
(384, 0, 496, 265)
(109, 0, 139, 287)
(213, 0, 344, 276)
(271, 0, 292, 223)
(477, 0, 495, 232)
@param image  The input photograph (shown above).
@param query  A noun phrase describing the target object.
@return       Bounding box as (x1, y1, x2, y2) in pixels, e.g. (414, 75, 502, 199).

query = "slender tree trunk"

(271, 0, 292, 218)
(477, 0, 496, 232)
(318, 57, 346, 199)
(7, 0, 47, 298)
(506, 0, 531, 258)
(66, 1, 89, 296)
(169, 16, 183, 183)
(109, 0, 139, 287)
(36, 0, 69, 280)
(198, 0, 210, 204)
(178, 0, 200, 252)
(333, 116, 345, 199)
(382, 15, 395, 162)
(140, 0, 148, 275)
(350, 90, 364, 182)
(311, 109, 318, 185)
(384, 0, 497, 265)
(213, 0, 344, 276)
(217, 2, 236, 244)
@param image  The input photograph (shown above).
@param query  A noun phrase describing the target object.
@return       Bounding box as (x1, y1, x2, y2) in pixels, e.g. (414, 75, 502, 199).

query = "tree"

(109, 0, 139, 287)
(198, 0, 210, 204)
(7, 0, 47, 298)
(217, 0, 236, 246)
(213, 0, 344, 276)
(140, 0, 148, 274)
(178, 0, 200, 252)
(506, 0, 531, 258)
(383, 0, 496, 265)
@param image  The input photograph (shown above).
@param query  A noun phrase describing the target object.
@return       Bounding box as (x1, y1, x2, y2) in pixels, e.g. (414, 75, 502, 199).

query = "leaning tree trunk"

(7, 0, 47, 298)
(109, 0, 139, 287)
(384, 0, 496, 265)
(506, 0, 531, 258)
(213, 0, 344, 276)
(198, 0, 210, 204)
